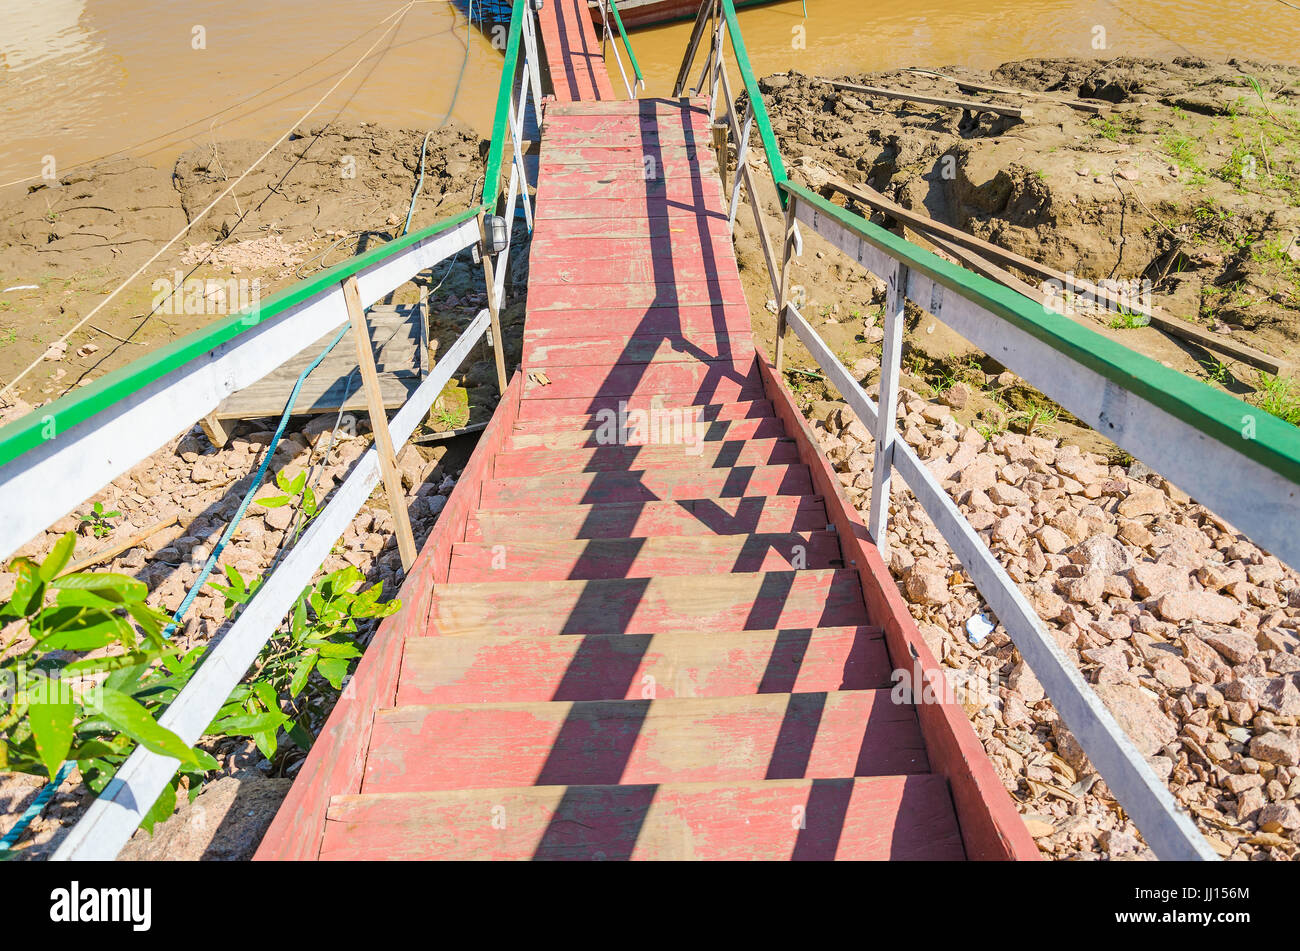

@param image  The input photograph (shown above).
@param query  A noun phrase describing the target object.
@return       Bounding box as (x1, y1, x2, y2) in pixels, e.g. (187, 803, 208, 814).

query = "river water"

(1, 0, 1298, 187)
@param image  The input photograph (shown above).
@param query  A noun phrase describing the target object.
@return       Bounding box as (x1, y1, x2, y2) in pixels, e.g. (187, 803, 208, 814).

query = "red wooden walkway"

(256, 15, 1036, 862)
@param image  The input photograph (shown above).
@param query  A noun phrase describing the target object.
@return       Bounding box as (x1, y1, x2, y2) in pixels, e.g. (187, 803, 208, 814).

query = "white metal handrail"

(28, 4, 548, 860)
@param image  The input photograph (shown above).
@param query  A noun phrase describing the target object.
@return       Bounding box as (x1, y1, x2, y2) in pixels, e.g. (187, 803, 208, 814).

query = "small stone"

(1201, 630, 1257, 665)
(1155, 590, 1241, 624)
(1250, 731, 1300, 766)
(1257, 801, 1300, 832)
(1117, 488, 1166, 518)
(905, 568, 951, 606)
(1036, 526, 1071, 554)
(263, 505, 294, 532)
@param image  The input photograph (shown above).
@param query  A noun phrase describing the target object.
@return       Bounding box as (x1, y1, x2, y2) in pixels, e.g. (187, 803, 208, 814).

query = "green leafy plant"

(0, 534, 216, 835)
(79, 501, 121, 539)
(208, 565, 399, 765)
(255, 469, 317, 540)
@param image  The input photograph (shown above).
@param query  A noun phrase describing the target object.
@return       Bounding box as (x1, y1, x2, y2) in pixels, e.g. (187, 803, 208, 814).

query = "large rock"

(1093, 683, 1177, 759)
(1068, 534, 1132, 576)
(1249, 732, 1300, 766)
(1200, 630, 1257, 666)
(119, 775, 291, 861)
(1155, 590, 1241, 624)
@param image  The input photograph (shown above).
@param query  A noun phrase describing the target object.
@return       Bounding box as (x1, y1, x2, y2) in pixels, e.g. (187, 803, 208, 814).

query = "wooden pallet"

(200, 301, 427, 446)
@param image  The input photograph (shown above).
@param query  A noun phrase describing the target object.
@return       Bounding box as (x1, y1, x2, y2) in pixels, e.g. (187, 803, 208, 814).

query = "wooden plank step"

(478, 462, 816, 508)
(322, 775, 965, 860)
(529, 232, 738, 265)
(528, 252, 733, 288)
(521, 361, 763, 402)
(465, 495, 828, 543)
(511, 399, 774, 432)
(537, 174, 726, 204)
(396, 626, 891, 705)
(526, 279, 745, 312)
(540, 157, 718, 178)
(507, 415, 784, 451)
(521, 304, 753, 341)
(540, 146, 713, 166)
(492, 437, 799, 478)
(522, 332, 754, 368)
(548, 97, 710, 116)
(536, 199, 730, 223)
(362, 690, 926, 793)
(446, 530, 842, 582)
(525, 215, 733, 242)
(541, 130, 715, 149)
(427, 568, 867, 637)
(514, 392, 764, 422)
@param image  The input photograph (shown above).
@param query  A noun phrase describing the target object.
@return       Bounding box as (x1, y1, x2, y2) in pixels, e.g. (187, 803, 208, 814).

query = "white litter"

(966, 612, 995, 646)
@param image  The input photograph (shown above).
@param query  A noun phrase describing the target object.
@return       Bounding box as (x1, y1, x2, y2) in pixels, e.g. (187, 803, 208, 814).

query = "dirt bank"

(0, 121, 521, 408)
(749, 57, 1300, 433)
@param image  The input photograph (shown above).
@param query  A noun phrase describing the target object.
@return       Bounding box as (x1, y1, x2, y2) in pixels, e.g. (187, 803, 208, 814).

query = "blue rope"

(0, 761, 74, 849)
(0, 322, 349, 850)
(162, 320, 349, 638)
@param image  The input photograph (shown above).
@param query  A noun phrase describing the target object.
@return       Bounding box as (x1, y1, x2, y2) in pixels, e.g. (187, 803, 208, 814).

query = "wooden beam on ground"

(822, 176, 1288, 375)
(342, 276, 417, 571)
(64, 515, 180, 574)
(824, 80, 1028, 119)
(904, 69, 1110, 114)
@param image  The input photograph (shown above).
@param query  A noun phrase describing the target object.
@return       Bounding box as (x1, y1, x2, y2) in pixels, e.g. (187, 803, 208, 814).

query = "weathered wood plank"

(321, 775, 966, 861)
(493, 437, 799, 478)
(363, 690, 926, 793)
(465, 494, 828, 543)
(522, 332, 753, 369)
(427, 568, 867, 636)
(397, 626, 891, 704)
(447, 530, 841, 581)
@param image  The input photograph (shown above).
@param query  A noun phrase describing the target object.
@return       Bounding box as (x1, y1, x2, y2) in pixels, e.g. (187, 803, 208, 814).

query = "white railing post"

(598, 0, 635, 100)
(508, 79, 534, 231)
(521, 3, 544, 114)
(707, 13, 727, 121)
(727, 100, 753, 231)
(869, 260, 908, 551)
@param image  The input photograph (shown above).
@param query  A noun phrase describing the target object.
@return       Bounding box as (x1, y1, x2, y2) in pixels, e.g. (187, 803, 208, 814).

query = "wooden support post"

(477, 212, 510, 394)
(774, 200, 798, 375)
(341, 276, 417, 572)
(200, 413, 230, 448)
(869, 260, 909, 552)
(712, 121, 729, 194)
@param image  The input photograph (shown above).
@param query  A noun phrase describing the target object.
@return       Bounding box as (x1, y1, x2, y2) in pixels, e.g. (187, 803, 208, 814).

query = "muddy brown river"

(2, 0, 1299, 188)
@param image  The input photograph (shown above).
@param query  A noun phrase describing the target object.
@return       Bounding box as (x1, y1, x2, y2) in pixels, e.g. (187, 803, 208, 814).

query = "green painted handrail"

(482, 0, 527, 208)
(720, 0, 789, 207)
(781, 180, 1300, 487)
(0, 205, 485, 469)
(607, 0, 644, 88)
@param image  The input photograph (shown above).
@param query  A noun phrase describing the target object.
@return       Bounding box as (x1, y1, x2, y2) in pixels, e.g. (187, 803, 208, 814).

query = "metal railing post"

(868, 260, 908, 551)
(478, 212, 510, 394)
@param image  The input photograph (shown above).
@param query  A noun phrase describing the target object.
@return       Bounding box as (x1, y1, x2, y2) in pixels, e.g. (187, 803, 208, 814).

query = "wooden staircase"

(258, 40, 1037, 860)
(296, 97, 970, 861)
